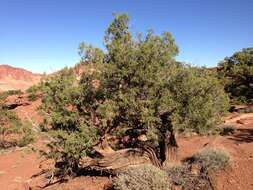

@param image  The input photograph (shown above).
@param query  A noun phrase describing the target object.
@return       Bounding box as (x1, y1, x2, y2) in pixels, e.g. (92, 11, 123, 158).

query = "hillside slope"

(0, 65, 42, 92)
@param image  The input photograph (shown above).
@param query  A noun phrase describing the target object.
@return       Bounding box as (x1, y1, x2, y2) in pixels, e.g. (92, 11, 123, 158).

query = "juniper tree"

(41, 13, 229, 170)
(78, 14, 229, 164)
(218, 47, 253, 103)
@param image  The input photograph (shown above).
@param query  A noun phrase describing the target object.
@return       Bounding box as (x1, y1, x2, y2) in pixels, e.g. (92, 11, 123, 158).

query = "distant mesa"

(0, 64, 42, 92)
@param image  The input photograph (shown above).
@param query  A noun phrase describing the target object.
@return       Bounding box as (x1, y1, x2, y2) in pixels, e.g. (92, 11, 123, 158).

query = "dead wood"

(80, 146, 161, 173)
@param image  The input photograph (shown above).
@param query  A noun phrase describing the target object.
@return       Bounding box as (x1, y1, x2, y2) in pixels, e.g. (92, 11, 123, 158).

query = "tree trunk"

(94, 134, 115, 157)
(159, 129, 178, 166)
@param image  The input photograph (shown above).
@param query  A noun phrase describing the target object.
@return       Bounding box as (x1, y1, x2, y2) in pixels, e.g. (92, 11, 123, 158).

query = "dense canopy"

(41, 14, 229, 173)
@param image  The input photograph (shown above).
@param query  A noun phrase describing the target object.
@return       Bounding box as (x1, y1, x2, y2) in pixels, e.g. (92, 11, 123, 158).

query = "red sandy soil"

(0, 148, 42, 190)
(177, 115, 253, 190)
(0, 96, 252, 190)
(0, 65, 41, 92)
(3, 94, 44, 127)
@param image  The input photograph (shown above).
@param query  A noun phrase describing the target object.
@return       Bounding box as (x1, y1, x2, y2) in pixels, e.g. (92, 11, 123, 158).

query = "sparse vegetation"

(16, 122, 35, 147)
(26, 84, 43, 101)
(166, 148, 230, 190)
(0, 90, 22, 101)
(0, 88, 35, 149)
(166, 164, 191, 187)
(27, 93, 38, 102)
(0, 108, 35, 149)
(187, 148, 230, 171)
(166, 164, 215, 190)
(113, 164, 169, 190)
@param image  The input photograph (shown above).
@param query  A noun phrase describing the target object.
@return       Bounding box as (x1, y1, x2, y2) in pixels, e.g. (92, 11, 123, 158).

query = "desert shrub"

(0, 109, 35, 149)
(165, 164, 211, 190)
(166, 149, 230, 190)
(26, 85, 39, 94)
(26, 84, 43, 101)
(0, 90, 22, 101)
(113, 164, 169, 190)
(27, 93, 38, 101)
(188, 148, 230, 171)
(16, 122, 35, 147)
(166, 161, 228, 190)
(175, 172, 214, 190)
(166, 164, 192, 186)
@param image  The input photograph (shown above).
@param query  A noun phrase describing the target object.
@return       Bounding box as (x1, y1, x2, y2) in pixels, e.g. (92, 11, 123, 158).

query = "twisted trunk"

(159, 111, 178, 166)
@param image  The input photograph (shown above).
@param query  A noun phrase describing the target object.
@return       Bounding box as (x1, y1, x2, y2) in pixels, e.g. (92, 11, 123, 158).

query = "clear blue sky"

(0, 0, 252, 73)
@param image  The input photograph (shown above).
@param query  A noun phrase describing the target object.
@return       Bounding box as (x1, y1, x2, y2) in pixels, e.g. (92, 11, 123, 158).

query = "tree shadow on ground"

(228, 128, 253, 143)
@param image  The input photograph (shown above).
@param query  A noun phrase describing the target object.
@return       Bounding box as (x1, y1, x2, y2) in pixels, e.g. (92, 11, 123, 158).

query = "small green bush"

(26, 84, 42, 101)
(0, 109, 35, 149)
(113, 164, 170, 190)
(0, 90, 22, 101)
(166, 149, 231, 190)
(166, 163, 219, 190)
(189, 148, 230, 170)
(27, 93, 38, 101)
(16, 122, 35, 147)
(166, 165, 192, 186)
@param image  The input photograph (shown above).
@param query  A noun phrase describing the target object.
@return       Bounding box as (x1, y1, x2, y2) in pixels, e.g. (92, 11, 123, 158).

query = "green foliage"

(79, 43, 104, 64)
(0, 109, 35, 149)
(170, 67, 229, 134)
(218, 47, 253, 103)
(113, 164, 169, 190)
(26, 85, 40, 94)
(41, 68, 80, 131)
(41, 13, 230, 174)
(0, 90, 22, 101)
(40, 68, 98, 174)
(91, 14, 228, 146)
(26, 84, 42, 101)
(16, 122, 35, 147)
(27, 93, 38, 101)
(189, 148, 230, 170)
